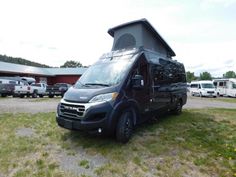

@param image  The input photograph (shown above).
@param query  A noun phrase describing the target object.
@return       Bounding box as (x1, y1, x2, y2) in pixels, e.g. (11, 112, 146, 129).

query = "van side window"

(131, 57, 148, 86)
(232, 83, 236, 89)
(219, 81, 227, 87)
(198, 84, 201, 89)
(9, 81, 16, 84)
(159, 58, 186, 83)
(151, 65, 165, 85)
(190, 84, 198, 88)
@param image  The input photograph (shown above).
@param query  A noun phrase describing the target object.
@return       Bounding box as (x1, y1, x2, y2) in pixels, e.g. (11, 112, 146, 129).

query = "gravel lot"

(0, 96, 236, 114)
(0, 97, 60, 114)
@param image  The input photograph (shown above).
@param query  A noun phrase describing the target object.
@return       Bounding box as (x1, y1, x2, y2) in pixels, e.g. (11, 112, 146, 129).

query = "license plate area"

(64, 120, 73, 129)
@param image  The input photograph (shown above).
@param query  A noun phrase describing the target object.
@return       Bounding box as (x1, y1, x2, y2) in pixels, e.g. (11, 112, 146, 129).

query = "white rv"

(190, 80, 217, 97)
(213, 78, 236, 97)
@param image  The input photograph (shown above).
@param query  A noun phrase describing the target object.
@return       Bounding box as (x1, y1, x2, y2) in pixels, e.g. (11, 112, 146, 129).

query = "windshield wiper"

(84, 83, 110, 87)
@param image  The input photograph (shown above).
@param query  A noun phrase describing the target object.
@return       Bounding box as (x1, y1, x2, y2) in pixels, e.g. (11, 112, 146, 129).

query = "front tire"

(116, 110, 134, 143)
(172, 100, 182, 115)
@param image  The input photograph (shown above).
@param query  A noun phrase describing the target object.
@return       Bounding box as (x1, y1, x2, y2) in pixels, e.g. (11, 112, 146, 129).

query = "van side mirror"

(132, 75, 144, 89)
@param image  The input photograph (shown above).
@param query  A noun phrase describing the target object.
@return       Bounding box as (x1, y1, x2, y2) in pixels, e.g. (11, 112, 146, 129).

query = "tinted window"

(151, 65, 166, 85)
(232, 83, 236, 89)
(31, 84, 41, 87)
(114, 33, 136, 50)
(202, 83, 214, 88)
(218, 81, 227, 87)
(9, 81, 16, 84)
(158, 59, 186, 83)
(191, 84, 198, 88)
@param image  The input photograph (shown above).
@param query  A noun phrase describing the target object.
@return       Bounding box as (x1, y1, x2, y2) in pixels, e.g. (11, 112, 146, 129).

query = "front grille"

(60, 103, 85, 119)
(207, 91, 214, 94)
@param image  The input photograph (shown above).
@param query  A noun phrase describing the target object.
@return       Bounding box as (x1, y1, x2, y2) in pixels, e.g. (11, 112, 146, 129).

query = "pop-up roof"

(108, 18, 175, 57)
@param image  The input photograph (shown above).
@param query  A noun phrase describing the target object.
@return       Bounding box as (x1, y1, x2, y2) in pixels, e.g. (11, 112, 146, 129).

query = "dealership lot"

(0, 96, 236, 114)
(0, 96, 236, 176)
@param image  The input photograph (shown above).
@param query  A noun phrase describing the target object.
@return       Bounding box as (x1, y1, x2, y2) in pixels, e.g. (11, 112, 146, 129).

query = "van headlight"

(89, 92, 118, 103)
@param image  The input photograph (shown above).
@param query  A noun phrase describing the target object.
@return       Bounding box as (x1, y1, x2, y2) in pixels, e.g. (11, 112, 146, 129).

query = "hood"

(63, 86, 117, 103)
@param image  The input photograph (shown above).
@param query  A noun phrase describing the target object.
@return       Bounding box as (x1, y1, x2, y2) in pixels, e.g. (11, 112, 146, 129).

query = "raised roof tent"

(108, 18, 176, 57)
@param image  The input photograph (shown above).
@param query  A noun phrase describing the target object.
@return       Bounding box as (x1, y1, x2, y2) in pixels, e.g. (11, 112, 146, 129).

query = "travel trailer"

(190, 80, 217, 97)
(213, 78, 236, 97)
(56, 19, 187, 143)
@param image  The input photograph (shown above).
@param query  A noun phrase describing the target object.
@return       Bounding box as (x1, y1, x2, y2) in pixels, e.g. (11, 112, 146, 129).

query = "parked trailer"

(213, 78, 236, 97)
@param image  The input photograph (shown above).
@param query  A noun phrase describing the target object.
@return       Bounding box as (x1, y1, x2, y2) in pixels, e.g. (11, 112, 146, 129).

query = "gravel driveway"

(0, 97, 60, 114)
(0, 96, 236, 114)
(184, 96, 236, 109)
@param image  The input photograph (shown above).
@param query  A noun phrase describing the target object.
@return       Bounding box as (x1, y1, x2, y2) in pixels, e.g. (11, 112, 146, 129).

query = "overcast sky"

(0, 0, 235, 77)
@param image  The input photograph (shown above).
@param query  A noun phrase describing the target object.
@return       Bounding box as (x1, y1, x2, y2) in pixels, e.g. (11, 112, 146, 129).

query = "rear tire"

(116, 110, 134, 143)
(199, 92, 202, 97)
(32, 91, 38, 98)
(49, 94, 54, 98)
(1, 93, 7, 97)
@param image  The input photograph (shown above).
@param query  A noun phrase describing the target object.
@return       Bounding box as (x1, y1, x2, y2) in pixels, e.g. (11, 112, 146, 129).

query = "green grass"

(0, 109, 236, 176)
(79, 160, 90, 169)
(190, 95, 236, 103)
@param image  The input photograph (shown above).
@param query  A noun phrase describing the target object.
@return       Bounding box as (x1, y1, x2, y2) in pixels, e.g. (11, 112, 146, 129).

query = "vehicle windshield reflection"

(202, 83, 215, 88)
(75, 58, 133, 88)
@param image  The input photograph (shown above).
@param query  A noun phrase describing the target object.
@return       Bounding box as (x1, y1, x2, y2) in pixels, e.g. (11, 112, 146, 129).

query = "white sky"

(0, 0, 236, 77)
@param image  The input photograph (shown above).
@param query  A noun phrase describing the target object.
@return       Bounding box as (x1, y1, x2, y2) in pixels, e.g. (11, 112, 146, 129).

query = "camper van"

(56, 19, 187, 143)
(190, 80, 217, 97)
(213, 78, 236, 97)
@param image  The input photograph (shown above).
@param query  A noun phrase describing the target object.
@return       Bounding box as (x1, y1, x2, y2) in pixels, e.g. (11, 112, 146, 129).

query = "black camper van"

(56, 19, 187, 143)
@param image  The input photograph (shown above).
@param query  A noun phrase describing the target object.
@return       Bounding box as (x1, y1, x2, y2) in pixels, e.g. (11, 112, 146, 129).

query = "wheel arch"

(108, 99, 140, 134)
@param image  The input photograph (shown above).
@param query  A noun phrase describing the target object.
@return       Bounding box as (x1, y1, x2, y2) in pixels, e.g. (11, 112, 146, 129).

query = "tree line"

(1, 54, 235, 82)
(0, 54, 50, 68)
(186, 71, 236, 83)
(0, 55, 85, 68)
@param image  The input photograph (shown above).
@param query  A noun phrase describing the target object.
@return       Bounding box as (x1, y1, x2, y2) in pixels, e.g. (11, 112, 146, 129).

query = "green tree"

(60, 60, 83, 68)
(186, 71, 196, 83)
(200, 71, 212, 80)
(223, 71, 236, 78)
(0, 54, 50, 67)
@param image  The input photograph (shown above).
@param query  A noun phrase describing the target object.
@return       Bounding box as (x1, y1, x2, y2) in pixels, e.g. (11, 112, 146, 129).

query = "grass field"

(0, 109, 235, 177)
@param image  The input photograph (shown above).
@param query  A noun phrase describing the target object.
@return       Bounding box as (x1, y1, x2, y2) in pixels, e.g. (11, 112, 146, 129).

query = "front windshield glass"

(75, 56, 134, 87)
(201, 83, 215, 88)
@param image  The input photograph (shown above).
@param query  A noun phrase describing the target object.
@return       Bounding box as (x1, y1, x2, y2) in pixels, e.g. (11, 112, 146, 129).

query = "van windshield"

(75, 59, 133, 87)
(202, 83, 215, 88)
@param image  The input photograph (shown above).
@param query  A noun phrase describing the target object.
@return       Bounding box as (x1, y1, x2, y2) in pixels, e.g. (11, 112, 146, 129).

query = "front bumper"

(56, 99, 114, 132)
(201, 91, 217, 97)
